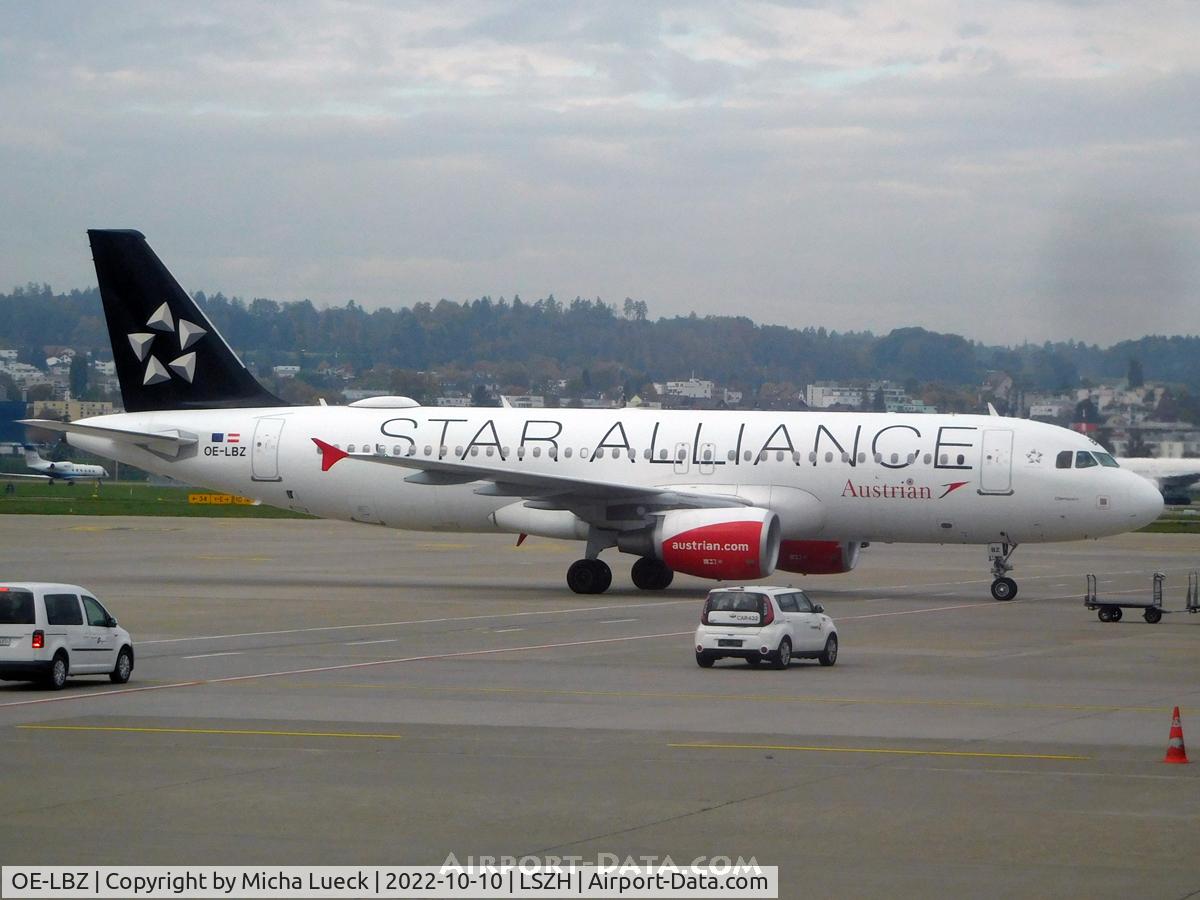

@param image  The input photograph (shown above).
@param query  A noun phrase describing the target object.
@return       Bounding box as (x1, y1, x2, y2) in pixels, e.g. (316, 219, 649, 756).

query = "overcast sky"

(2, 1, 1197, 345)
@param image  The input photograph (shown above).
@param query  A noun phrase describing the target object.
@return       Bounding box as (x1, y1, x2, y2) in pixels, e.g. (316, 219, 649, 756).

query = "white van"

(0, 583, 134, 689)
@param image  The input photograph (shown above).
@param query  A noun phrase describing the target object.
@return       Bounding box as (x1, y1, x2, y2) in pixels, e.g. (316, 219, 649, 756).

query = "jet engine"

(619, 507, 781, 580)
(775, 539, 862, 575)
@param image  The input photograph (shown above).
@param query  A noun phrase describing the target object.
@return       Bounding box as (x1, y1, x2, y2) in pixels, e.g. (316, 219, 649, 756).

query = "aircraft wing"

(311, 438, 749, 512)
(0, 472, 55, 482)
(18, 419, 197, 455)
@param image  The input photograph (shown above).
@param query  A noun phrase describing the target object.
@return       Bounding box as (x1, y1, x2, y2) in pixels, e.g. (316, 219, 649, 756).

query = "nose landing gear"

(989, 541, 1019, 601)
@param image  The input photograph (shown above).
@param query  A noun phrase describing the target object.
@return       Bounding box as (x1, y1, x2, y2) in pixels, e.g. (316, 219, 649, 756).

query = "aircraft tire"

(631, 557, 673, 591)
(990, 577, 1018, 601)
(567, 559, 611, 595)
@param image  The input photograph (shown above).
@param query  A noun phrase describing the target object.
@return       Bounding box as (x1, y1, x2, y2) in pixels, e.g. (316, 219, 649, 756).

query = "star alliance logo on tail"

(127, 301, 207, 386)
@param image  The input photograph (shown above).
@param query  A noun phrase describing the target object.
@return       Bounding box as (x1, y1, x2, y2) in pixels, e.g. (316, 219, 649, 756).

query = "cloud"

(0, 0, 1198, 344)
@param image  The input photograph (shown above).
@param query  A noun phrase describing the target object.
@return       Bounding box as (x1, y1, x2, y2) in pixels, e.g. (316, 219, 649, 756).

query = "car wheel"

(818, 634, 838, 667)
(745, 656, 761, 667)
(1144, 607, 1162, 624)
(772, 638, 791, 670)
(45, 653, 68, 691)
(695, 651, 715, 668)
(110, 647, 133, 684)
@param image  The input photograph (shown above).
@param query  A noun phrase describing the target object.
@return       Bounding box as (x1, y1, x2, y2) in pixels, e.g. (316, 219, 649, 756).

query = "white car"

(0, 583, 134, 690)
(694, 586, 838, 669)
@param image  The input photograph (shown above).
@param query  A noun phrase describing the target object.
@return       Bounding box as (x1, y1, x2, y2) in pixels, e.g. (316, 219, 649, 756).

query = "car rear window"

(704, 591, 770, 626)
(0, 590, 35, 625)
(45, 593, 83, 626)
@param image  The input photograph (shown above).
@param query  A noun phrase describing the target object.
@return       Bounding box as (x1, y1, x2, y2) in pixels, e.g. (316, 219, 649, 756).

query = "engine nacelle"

(776, 540, 862, 575)
(622, 508, 781, 581)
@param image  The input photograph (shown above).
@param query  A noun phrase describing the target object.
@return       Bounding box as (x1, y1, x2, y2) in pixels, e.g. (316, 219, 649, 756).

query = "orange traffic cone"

(1164, 707, 1189, 764)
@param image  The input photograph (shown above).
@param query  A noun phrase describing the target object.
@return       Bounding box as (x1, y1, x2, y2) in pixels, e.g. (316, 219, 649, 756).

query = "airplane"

(0, 445, 109, 485)
(1117, 456, 1200, 505)
(20, 230, 1164, 601)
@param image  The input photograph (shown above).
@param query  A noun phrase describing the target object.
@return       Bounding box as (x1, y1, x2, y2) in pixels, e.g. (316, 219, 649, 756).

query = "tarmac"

(2, 515, 1199, 898)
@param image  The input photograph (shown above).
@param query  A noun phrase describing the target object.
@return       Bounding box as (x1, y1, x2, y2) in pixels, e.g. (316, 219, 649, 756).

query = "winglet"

(312, 438, 348, 472)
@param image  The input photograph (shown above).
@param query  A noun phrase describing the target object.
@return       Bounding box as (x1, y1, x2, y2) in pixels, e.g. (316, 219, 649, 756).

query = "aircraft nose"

(1128, 474, 1164, 529)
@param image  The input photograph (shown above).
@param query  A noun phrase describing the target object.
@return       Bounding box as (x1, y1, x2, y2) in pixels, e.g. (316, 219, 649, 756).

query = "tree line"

(3, 281, 1199, 399)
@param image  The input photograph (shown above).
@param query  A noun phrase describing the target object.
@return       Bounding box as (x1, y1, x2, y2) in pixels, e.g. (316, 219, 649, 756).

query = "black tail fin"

(88, 229, 284, 412)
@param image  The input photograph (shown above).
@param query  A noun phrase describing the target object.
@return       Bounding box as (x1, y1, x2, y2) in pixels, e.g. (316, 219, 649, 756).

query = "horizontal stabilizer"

(19, 419, 197, 454)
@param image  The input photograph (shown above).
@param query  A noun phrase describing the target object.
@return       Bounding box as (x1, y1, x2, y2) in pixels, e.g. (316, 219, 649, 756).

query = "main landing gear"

(567, 559, 612, 594)
(631, 557, 673, 591)
(988, 541, 1019, 601)
(565, 556, 674, 594)
(565, 557, 676, 594)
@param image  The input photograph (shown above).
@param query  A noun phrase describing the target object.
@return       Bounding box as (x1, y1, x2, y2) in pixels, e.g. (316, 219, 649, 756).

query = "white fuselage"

(66, 406, 1162, 545)
(25, 455, 108, 481)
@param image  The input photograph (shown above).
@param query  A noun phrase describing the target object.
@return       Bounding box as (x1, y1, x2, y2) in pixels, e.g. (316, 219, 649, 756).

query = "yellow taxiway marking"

(307, 682, 1165, 715)
(17, 724, 403, 740)
(669, 742, 1090, 761)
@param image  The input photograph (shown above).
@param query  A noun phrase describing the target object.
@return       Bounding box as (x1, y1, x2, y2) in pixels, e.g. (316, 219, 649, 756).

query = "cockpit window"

(1094, 452, 1119, 468)
(1075, 451, 1098, 469)
(1056, 451, 1073, 469)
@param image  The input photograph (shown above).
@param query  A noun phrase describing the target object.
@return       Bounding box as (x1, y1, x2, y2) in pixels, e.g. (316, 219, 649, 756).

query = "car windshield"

(0, 590, 35, 625)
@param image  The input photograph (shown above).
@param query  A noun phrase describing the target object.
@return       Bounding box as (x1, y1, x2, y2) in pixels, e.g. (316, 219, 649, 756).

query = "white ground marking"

(180, 651, 242, 660)
(0, 598, 1034, 711)
(137, 599, 696, 645)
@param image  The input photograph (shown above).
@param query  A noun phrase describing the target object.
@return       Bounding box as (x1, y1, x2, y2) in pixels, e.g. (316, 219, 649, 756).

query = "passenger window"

(1076, 451, 1098, 469)
(776, 594, 799, 613)
(347, 444, 356, 453)
(81, 596, 109, 627)
(44, 594, 83, 626)
(1056, 451, 1073, 469)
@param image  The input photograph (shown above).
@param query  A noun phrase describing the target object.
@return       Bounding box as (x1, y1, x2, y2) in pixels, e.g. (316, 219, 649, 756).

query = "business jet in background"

(22, 231, 1164, 601)
(1118, 456, 1200, 505)
(0, 445, 109, 485)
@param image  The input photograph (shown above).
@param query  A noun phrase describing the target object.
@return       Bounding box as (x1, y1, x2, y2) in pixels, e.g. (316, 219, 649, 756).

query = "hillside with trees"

(4, 281, 1200, 408)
